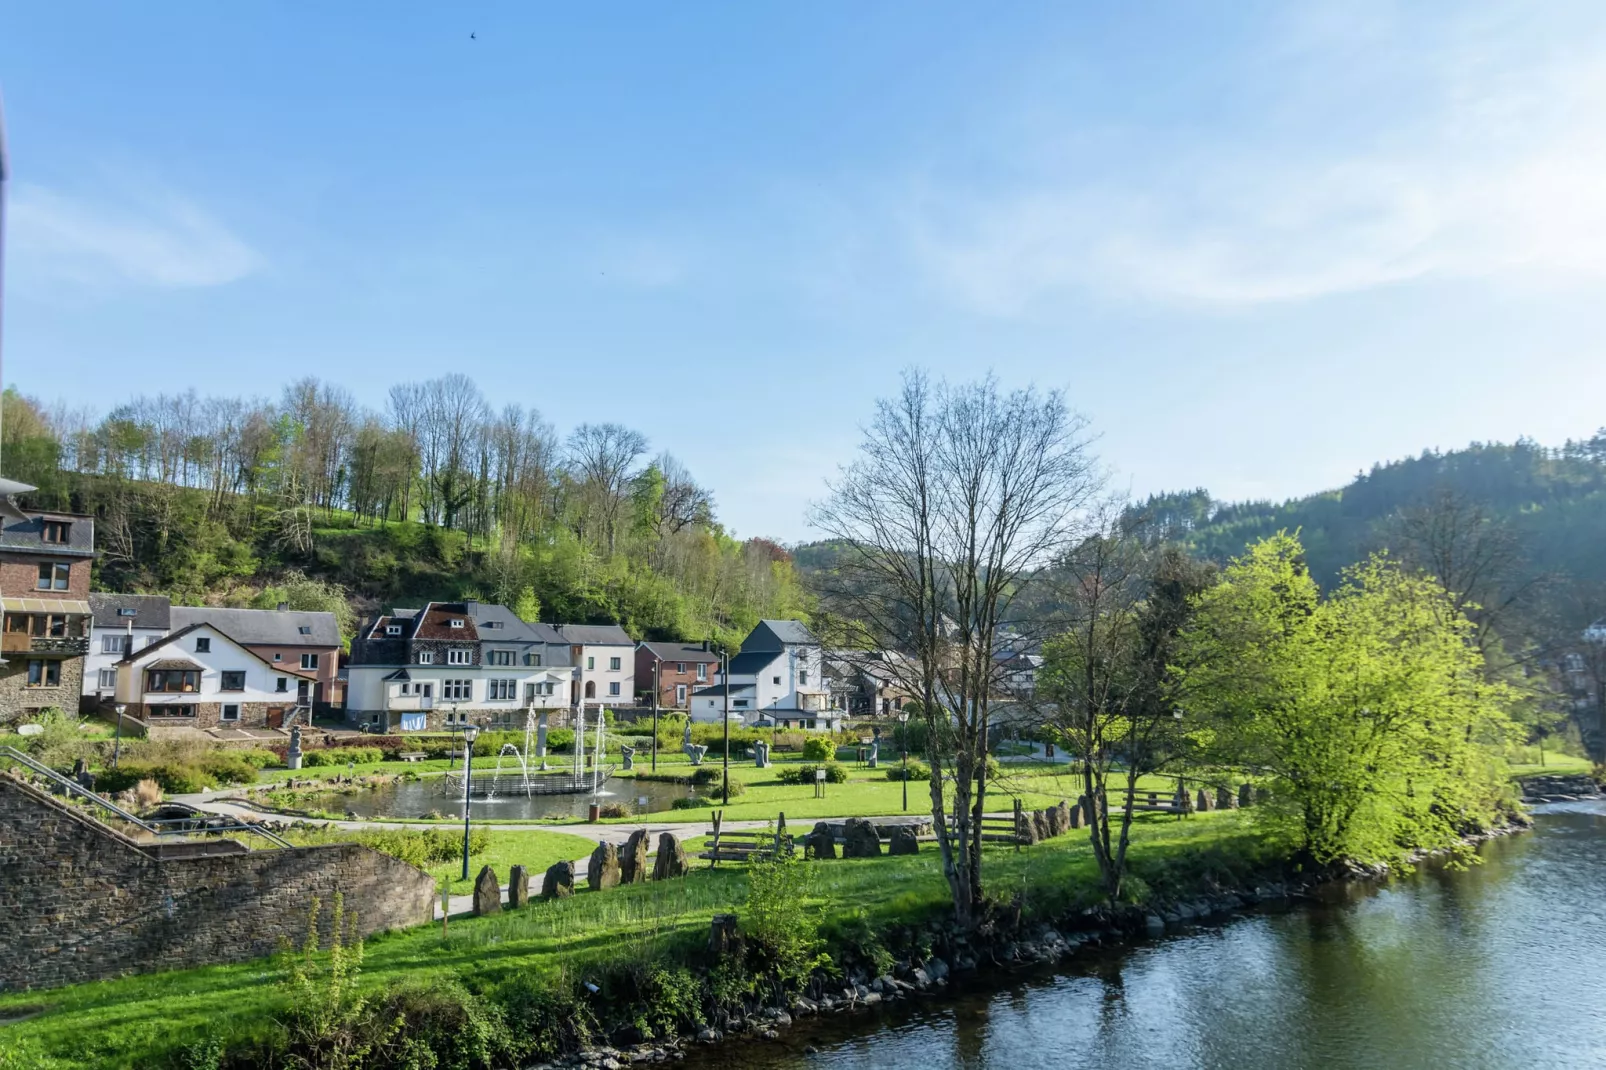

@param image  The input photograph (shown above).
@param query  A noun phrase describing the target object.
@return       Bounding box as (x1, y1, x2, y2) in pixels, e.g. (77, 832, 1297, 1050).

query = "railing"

(0, 746, 292, 849)
(0, 633, 90, 654)
(386, 696, 433, 711)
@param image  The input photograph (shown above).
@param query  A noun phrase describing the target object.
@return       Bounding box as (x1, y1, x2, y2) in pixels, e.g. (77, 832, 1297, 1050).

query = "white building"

(84, 594, 170, 698)
(697, 620, 839, 731)
(688, 682, 752, 725)
(113, 622, 302, 730)
(555, 624, 636, 706)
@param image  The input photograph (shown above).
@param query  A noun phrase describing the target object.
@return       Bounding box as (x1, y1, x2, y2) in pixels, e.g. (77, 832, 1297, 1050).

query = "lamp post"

(651, 660, 659, 772)
(112, 704, 126, 769)
(721, 649, 730, 806)
(898, 710, 910, 812)
(458, 720, 479, 882)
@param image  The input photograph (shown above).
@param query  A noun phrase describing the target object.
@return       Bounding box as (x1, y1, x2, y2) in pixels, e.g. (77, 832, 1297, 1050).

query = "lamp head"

(463, 724, 481, 744)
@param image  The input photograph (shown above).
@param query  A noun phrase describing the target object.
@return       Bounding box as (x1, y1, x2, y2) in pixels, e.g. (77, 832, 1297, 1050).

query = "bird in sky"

(470, 32, 476, 40)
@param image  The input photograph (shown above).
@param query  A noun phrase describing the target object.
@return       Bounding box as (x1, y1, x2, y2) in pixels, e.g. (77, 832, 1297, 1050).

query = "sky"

(2, 1, 1604, 543)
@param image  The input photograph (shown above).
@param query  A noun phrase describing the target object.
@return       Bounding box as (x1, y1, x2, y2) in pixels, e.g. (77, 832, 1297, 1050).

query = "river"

(686, 801, 1606, 1070)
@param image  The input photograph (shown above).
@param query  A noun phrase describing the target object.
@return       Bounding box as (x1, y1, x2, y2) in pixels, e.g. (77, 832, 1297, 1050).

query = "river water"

(687, 801, 1606, 1070)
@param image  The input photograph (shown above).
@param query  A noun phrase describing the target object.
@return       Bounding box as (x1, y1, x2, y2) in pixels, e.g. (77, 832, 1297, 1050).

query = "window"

(773, 676, 781, 685)
(733, 699, 749, 709)
(586, 656, 595, 670)
(300, 653, 318, 670)
(443, 679, 472, 701)
(799, 670, 809, 686)
(447, 648, 472, 666)
(696, 663, 708, 681)
(102, 634, 131, 654)
(524, 652, 543, 666)
(484, 620, 503, 629)
(150, 705, 197, 719)
(118, 607, 137, 618)
(674, 662, 686, 674)
(145, 669, 199, 693)
(584, 680, 596, 698)
(97, 668, 117, 689)
(417, 650, 435, 665)
(220, 704, 240, 722)
(37, 563, 69, 591)
(25, 660, 60, 688)
(386, 625, 402, 636)
(487, 649, 514, 666)
(297, 625, 312, 635)
(488, 678, 516, 700)
(144, 635, 160, 647)
(449, 619, 465, 629)
(524, 682, 539, 704)
(608, 681, 620, 697)
(221, 671, 245, 691)
(46, 615, 66, 638)
(275, 677, 289, 692)
(273, 652, 282, 661)
(609, 656, 621, 671)
(195, 637, 211, 653)
(3, 614, 24, 633)
(41, 520, 70, 543)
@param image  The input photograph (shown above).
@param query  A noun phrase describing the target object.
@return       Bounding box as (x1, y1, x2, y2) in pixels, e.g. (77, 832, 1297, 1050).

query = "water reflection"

(687, 803, 1606, 1070)
(299, 775, 695, 821)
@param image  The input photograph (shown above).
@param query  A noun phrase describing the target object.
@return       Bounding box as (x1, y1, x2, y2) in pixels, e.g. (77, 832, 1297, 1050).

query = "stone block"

(473, 865, 501, 915)
(542, 860, 575, 899)
(1196, 789, 1213, 812)
(1239, 783, 1255, 808)
(842, 817, 881, 858)
(653, 832, 688, 879)
(620, 829, 651, 884)
(508, 864, 529, 908)
(808, 821, 837, 859)
(888, 825, 918, 856)
(1217, 786, 1236, 810)
(589, 841, 621, 891)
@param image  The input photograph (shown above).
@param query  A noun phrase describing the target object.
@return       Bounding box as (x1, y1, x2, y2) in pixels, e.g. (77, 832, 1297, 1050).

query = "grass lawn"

(278, 826, 600, 896)
(1508, 752, 1593, 779)
(0, 810, 1273, 1070)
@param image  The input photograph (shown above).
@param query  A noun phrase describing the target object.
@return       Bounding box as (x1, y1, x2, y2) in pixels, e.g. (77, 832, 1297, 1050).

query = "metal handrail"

(0, 745, 292, 848)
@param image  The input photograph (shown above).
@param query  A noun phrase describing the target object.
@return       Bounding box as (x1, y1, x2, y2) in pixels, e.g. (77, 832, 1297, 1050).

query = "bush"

(885, 760, 932, 782)
(98, 761, 214, 795)
(369, 980, 512, 1070)
(194, 752, 262, 786)
(778, 761, 847, 785)
(697, 776, 746, 799)
(671, 796, 713, 810)
(801, 737, 835, 762)
(597, 802, 632, 819)
(301, 745, 384, 768)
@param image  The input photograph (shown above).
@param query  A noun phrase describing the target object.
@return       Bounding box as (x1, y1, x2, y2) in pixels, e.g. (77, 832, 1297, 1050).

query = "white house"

(84, 594, 171, 699)
(555, 624, 636, 706)
(698, 620, 840, 731)
(113, 622, 302, 730)
(688, 682, 752, 725)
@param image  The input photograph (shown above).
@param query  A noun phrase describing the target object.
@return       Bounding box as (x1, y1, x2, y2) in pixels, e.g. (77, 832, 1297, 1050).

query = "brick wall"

(0, 555, 92, 599)
(0, 776, 436, 991)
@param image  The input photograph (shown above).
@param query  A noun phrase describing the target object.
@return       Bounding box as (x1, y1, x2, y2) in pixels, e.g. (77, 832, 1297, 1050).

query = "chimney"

(276, 602, 288, 612)
(702, 639, 710, 652)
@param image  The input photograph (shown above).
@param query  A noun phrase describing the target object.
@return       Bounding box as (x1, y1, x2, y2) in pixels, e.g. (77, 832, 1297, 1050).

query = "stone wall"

(133, 699, 278, 730)
(0, 775, 436, 991)
(0, 655, 86, 724)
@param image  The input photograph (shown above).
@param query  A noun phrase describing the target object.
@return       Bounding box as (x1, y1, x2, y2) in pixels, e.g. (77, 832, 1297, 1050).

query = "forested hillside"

(0, 381, 807, 646)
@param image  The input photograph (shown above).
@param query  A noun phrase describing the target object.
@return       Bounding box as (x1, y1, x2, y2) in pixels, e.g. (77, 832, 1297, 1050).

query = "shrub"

(687, 766, 722, 786)
(597, 802, 632, 819)
(369, 979, 511, 1070)
(744, 856, 828, 991)
(778, 762, 847, 785)
(697, 777, 745, 799)
(801, 737, 835, 762)
(99, 761, 214, 795)
(134, 778, 163, 807)
(885, 760, 932, 782)
(671, 796, 713, 810)
(195, 752, 262, 785)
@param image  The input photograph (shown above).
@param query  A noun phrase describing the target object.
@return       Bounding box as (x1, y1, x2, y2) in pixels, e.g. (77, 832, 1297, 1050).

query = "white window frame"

(300, 653, 318, 670)
(97, 668, 117, 689)
(675, 683, 687, 705)
(102, 634, 130, 654)
(696, 663, 707, 681)
(447, 649, 471, 666)
(609, 656, 621, 671)
(418, 650, 435, 665)
(220, 704, 240, 722)
(386, 625, 403, 636)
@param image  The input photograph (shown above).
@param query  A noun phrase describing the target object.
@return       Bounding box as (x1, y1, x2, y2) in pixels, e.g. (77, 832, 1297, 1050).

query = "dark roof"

(0, 511, 96, 558)
(147, 657, 204, 672)
(690, 683, 755, 698)
(412, 603, 480, 642)
(171, 606, 341, 647)
(742, 619, 816, 652)
(382, 668, 411, 681)
(464, 601, 550, 644)
(639, 641, 720, 662)
(88, 593, 172, 630)
(527, 621, 566, 644)
(729, 650, 781, 676)
(556, 623, 634, 646)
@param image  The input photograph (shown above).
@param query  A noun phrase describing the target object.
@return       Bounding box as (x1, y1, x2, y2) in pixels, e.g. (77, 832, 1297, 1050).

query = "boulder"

(473, 865, 501, 915)
(888, 825, 919, 856)
(1048, 801, 1071, 837)
(542, 860, 575, 899)
(1217, 786, 1236, 810)
(619, 829, 651, 884)
(507, 864, 529, 908)
(1238, 782, 1255, 808)
(1032, 809, 1052, 841)
(808, 821, 837, 860)
(589, 841, 621, 891)
(1015, 811, 1040, 845)
(653, 832, 689, 879)
(1069, 798, 1084, 830)
(842, 817, 882, 858)
(1195, 788, 1213, 812)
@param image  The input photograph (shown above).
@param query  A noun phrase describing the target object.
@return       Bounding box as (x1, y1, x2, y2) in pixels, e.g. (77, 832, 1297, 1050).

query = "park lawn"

(278, 826, 598, 896)
(0, 810, 1272, 1070)
(1508, 752, 1593, 778)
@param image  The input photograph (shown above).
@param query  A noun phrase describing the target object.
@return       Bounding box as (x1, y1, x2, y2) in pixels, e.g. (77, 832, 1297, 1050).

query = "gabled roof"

(382, 668, 411, 682)
(690, 682, 755, 698)
(741, 619, 817, 652)
(556, 623, 634, 646)
(117, 622, 280, 671)
(89, 593, 172, 630)
(728, 649, 781, 676)
(0, 511, 96, 557)
(412, 602, 479, 642)
(639, 641, 720, 662)
(171, 606, 340, 647)
(464, 601, 548, 643)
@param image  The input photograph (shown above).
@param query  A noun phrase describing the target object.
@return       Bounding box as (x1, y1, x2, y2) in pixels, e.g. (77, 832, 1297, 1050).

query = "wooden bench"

(398, 752, 427, 763)
(699, 811, 794, 865)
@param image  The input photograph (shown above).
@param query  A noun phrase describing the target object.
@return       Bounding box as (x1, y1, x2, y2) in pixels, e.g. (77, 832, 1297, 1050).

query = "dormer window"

(298, 626, 312, 635)
(417, 651, 435, 665)
(449, 619, 465, 629)
(484, 621, 503, 629)
(42, 520, 70, 544)
(386, 625, 402, 636)
(118, 607, 137, 618)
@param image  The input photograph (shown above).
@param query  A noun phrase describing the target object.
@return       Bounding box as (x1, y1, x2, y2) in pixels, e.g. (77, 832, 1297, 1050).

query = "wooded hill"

(0, 384, 807, 646)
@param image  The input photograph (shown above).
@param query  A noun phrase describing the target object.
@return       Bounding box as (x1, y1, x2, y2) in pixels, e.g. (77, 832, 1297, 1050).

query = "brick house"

(113, 622, 305, 729)
(635, 640, 721, 708)
(0, 499, 94, 724)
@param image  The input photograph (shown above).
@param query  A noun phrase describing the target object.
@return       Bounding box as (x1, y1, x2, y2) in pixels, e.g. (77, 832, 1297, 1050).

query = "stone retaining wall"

(0, 775, 436, 991)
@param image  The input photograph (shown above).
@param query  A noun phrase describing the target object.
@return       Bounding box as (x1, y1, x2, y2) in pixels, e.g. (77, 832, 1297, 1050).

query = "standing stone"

(620, 744, 635, 772)
(710, 913, 741, 957)
(1196, 789, 1213, 812)
(753, 739, 771, 768)
(842, 817, 882, 858)
(473, 865, 502, 915)
(653, 832, 689, 879)
(888, 825, 919, 856)
(589, 841, 621, 890)
(508, 864, 529, 908)
(1238, 783, 1255, 808)
(1080, 795, 1096, 826)
(1217, 786, 1236, 810)
(620, 829, 651, 884)
(1051, 800, 1071, 837)
(1069, 798, 1084, 830)
(542, 860, 575, 898)
(1033, 809, 1052, 841)
(808, 821, 837, 859)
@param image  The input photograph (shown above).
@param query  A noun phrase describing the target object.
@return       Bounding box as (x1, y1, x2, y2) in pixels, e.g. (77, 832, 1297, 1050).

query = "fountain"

(443, 706, 617, 799)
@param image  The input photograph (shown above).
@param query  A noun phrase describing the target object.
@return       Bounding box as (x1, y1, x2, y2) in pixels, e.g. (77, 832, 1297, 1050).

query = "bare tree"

(812, 371, 1099, 927)
(566, 422, 648, 555)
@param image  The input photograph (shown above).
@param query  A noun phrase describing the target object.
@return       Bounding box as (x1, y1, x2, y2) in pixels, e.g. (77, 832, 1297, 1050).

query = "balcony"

(386, 695, 434, 711)
(0, 634, 89, 655)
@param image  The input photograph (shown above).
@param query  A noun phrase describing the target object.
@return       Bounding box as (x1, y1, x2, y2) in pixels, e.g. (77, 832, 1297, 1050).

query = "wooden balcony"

(0, 634, 89, 655)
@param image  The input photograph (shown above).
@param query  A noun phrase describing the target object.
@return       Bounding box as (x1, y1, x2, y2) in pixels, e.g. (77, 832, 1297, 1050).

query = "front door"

(267, 707, 285, 729)
(675, 684, 687, 706)
(297, 678, 310, 707)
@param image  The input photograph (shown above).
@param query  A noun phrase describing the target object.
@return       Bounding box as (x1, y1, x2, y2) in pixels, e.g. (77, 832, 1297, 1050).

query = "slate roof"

(728, 650, 781, 676)
(689, 683, 754, 698)
(89, 593, 172, 631)
(464, 601, 546, 643)
(171, 606, 341, 647)
(411, 603, 480, 641)
(639, 641, 720, 662)
(118, 623, 279, 671)
(555, 623, 634, 646)
(742, 619, 817, 652)
(0, 510, 96, 557)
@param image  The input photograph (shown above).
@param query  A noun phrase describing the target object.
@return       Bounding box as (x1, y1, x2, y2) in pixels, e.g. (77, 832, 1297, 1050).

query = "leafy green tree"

(1179, 534, 1515, 866)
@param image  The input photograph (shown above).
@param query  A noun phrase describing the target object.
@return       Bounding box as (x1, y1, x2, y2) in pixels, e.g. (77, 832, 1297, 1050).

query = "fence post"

(1014, 798, 1023, 851)
(710, 809, 723, 868)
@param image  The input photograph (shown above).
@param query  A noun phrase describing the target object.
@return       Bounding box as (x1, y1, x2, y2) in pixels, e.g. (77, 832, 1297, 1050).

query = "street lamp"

(898, 710, 910, 812)
(721, 649, 730, 806)
(112, 704, 126, 769)
(458, 720, 480, 882)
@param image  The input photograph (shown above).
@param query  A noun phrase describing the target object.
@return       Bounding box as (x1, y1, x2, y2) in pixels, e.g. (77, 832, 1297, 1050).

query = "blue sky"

(3, 1, 1604, 542)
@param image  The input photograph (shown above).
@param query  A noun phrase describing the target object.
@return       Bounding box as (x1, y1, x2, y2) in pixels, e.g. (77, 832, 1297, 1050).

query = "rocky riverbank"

(1518, 774, 1603, 804)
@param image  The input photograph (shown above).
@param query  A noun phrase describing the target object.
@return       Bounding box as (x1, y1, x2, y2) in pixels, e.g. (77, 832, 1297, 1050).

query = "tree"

(566, 423, 648, 556)
(812, 371, 1098, 926)
(1179, 534, 1514, 867)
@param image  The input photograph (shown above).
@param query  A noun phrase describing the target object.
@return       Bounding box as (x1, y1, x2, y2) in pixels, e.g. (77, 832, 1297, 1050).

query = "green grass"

(1508, 752, 1594, 778)
(278, 826, 599, 896)
(0, 810, 1273, 1070)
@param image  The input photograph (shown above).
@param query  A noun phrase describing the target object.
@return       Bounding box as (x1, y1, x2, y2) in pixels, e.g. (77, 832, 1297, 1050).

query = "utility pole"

(721, 649, 730, 806)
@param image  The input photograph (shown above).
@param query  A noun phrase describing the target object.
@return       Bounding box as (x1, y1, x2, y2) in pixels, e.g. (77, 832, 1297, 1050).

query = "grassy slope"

(0, 811, 1273, 1070)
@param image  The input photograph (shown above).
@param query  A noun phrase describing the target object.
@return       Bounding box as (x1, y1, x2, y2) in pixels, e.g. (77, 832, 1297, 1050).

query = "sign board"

(815, 768, 827, 781)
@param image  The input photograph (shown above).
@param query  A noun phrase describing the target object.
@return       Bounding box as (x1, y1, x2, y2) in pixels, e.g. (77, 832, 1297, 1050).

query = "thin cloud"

(10, 183, 260, 290)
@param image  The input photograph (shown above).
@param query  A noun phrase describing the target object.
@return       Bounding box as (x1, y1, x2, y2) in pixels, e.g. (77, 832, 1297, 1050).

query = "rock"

(808, 821, 837, 859)
(696, 1028, 718, 1044)
(842, 817, 882, 858)
(620, 829, 651, 884)
(1217, 786, 1236, 810)
(1195, 788, 1213, 812)
(1016, 811, 1040, 845)
(1238, 782, 1255, 808)
(590, 841, 621, 891)
(912, 968, 931, 988)
(653, 833, 688, 879)
(863, 991, 882, 1005)
(1069, 798, 1084, 829)
(925, 957, 949, 981)
(1048, 801, 1070, 837)
(508, 864, 529, 908)
(1033, 809, 1052, 841)
(888, 825, 919, 855)
(1145, 914, 1164, 935)
(542, 860, 575, 898)
(473, 865, 501, 915)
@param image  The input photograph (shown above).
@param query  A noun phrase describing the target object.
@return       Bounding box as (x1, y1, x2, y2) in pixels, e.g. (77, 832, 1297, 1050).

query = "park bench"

(699, 810, 793, 865)
(398, 752, 427, 763)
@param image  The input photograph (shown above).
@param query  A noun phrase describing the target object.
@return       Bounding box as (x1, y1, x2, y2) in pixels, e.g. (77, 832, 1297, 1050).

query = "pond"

(300, 772, 698, 821)
(685, 800, 1606, 1070)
